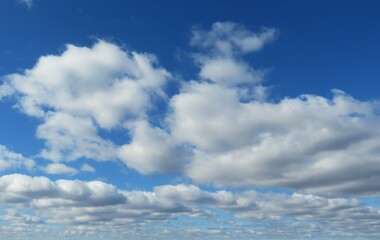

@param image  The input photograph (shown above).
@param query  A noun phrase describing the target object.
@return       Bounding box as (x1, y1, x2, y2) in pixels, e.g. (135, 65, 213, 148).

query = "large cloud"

(1, 41, 171, 162)
(171, 83, 380, 196)
(166, 23, 380, 196)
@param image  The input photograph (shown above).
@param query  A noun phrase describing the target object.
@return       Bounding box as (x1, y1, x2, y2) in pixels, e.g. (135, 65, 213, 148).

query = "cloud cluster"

(0, 174, 380, 239)
(2, 22, 380, 198)
(169, 22, 380, 196)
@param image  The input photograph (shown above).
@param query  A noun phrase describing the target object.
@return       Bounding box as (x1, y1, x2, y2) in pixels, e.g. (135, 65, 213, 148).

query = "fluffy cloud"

(199, 58, 264, 86)
(1, 41, 171, 162)
(171, 82, 380, 195)
(191, 22, 274, 88)
(0, 145, 35, 171)
(118, 121, 191, 174)
(40, 163, 78, 175)
(36, 112, 116, 161)
(166, 22, 380, 196)
(0, 174, 380, 239)
(0, 174, 126, 207)
(2, 21, 380, 199)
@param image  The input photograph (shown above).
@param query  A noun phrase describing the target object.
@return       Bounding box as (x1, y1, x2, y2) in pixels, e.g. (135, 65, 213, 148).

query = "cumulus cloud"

(118, 121, 191, 174)
(1, 41, 171, 163)
(40, 163, 78, 175)
(0, 174, 380, 239)
(0, 145, 35, 171)
(172, 83, 380, 195)
(165, 22, 380, 196)
(36, 112, 117, 161)
(2, 21, 380, 198)
(199, 58, 264, 86)
(0, 174, 126, 207)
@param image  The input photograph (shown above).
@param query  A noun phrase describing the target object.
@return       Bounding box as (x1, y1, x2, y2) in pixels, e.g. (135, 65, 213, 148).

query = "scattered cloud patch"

(18, 0, 33, 7)
(0, 145, 35, 171)
(80, 163, 95, 173)
(40, 163, 78, 175)
(191, 22, 278, 56)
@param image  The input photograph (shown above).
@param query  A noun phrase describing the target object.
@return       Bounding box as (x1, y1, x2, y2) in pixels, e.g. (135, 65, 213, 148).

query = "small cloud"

(40, 163, 78, 175)
(80, 163, 96, 173)
(18, 0, 33, 7)
(0, 145, 35, 171)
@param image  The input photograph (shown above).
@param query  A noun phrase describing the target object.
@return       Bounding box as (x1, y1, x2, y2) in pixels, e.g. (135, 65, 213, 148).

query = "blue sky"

(1, 0, 380, 239)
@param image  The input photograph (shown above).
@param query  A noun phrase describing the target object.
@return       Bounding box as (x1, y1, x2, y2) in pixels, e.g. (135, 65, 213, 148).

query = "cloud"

(1, 174, 380, 239)
(2, 21, 380, 198)
(0, 145, 35, 171)
(199, 58, 264, 86)
(40, 163, 78, 175)
(191, 22, 278, 56)
(1, 41, 171, 162)
(36, 112, 117, 161)
(191, 22, 273, 88)
(165, 22, 380, 196)
(18, 0, 33, 7)
(80, 163, 95, 173)
(118, 121, 191, 174)
(171, 83, 380, 195)
(0, 174, 126, 207)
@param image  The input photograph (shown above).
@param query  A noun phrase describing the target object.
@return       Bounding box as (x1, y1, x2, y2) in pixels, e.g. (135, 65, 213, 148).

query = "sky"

(1, 0, 380, 239)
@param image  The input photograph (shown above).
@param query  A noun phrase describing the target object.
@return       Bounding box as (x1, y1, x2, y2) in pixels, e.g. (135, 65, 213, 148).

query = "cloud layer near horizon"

(1, 22, 380, 199)
(0, 173, 379, 239)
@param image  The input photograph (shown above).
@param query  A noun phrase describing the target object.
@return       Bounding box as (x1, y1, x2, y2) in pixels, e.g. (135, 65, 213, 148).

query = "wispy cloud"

(18, 0, 33, 8)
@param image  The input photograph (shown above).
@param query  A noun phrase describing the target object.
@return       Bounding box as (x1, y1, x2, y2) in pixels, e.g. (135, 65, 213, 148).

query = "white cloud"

(118, 121, 191, 174)
(191, 22, 272, 88)
(199, 58, 264, 85)
(2, 41, 171, 163)
(0, 174, 380, 239)
(0, 174, 126, 207)
(170, 83, 380, 195)
(36, 112, 117, 161)
(164, 22, 380, 196)
(2, 21, 380, 199)
(40, 163, 78, 175)
(0, 145, 35, 171)
(191, 22, 278, 56)
(80, 163, 95, 173)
